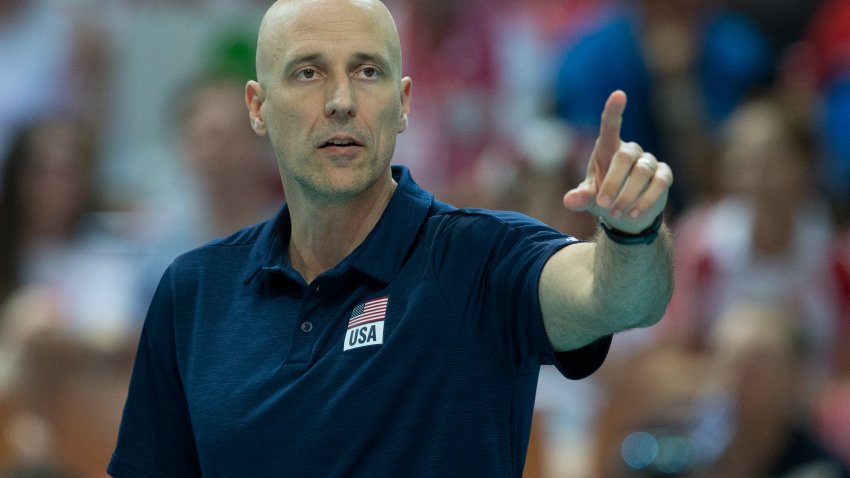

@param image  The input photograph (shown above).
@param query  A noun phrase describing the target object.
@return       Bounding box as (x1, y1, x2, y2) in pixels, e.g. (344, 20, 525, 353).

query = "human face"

(246, 0, 411, 205)
(185, 83, 275, 195)
(720, 104, 808, 206)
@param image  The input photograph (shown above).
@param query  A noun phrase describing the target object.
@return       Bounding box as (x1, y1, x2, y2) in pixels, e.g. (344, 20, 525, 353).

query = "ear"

(246, 80, 267, 136)
(398, 77, 412, 133)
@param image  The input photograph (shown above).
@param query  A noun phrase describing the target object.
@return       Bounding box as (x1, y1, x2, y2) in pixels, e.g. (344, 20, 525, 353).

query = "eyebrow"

(351, 52, 391, 71)
(283, 51, 392, 74)
(284, 52, 323, 71)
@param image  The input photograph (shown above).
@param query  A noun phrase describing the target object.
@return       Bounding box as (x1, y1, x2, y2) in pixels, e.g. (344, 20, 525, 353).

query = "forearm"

(540, 223, 673, 351)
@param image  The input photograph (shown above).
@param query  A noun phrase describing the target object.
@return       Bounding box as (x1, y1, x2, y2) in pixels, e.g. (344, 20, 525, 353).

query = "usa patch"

(344, 296, 388, 351)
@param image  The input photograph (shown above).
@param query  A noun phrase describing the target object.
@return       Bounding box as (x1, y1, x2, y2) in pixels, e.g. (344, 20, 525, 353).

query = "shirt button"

(300, 321, 314, 333)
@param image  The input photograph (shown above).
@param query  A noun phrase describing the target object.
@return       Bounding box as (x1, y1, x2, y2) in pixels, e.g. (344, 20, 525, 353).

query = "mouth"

(318, 135, 364, 149)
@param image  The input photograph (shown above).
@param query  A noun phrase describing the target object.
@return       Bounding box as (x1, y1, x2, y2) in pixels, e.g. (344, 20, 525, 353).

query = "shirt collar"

(242, 165, 434, 285)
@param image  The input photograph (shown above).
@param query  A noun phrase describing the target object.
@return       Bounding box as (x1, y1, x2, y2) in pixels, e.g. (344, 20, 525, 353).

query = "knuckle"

(623, 141, 643, 155)
(613, 151, 633, 167)
(633, 161, 655, 176)
(658, 163, 674, 184)
(654, 174, 672, 188)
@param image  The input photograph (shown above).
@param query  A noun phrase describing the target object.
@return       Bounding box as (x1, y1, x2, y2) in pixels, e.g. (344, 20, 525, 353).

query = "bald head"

(243, 0, 412, 207)
(255, 0, 402, 86)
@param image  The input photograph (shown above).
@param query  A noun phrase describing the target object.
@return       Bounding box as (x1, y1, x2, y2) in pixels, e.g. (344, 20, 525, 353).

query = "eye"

(356, 66, 381, 80)
(294, 68, 320, 81)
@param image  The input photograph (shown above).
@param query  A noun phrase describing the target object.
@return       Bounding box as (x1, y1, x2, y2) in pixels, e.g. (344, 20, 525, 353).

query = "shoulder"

(422, 206, 574, 267)
(427, 207, 567, 241)
(168, 220, 267, 276)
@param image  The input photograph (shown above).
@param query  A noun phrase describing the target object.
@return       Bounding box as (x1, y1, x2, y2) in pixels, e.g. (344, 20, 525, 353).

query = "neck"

(286, 175, 397, 284)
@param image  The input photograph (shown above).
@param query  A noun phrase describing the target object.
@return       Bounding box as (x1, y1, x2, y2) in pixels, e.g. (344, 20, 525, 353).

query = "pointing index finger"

(595, 90, 628, 168)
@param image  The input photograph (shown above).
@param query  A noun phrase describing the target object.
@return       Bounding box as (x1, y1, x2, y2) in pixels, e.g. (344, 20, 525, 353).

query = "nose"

(325, 77, 356, 119)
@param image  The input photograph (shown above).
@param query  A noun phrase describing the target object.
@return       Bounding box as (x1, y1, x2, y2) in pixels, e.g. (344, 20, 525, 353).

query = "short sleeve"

(108, 267, 202, 477)
(553, 335, 612, 379)
(430, 211, 610, 377)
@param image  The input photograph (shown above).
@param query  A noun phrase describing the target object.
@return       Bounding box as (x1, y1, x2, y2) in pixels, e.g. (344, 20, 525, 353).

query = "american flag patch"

(344, 296, 388, 351)
(347, 296, 389, 329)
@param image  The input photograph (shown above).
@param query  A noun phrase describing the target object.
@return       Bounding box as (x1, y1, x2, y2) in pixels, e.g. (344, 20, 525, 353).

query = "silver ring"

(636, 157, 657, 173)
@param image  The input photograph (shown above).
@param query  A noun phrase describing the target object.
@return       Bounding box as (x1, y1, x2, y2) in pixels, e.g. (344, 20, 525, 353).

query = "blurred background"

(0, 0, 849, 476)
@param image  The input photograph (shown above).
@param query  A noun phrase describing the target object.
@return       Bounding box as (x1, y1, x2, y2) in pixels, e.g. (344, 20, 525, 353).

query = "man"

(108, 0, 674, 476)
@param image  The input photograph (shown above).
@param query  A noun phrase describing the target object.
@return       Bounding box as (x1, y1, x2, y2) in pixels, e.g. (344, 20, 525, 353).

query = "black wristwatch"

(599, 214, 664, 246)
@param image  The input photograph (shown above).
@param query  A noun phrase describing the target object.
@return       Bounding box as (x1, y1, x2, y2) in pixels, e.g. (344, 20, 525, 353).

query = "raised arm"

(540, 90, 674, 351)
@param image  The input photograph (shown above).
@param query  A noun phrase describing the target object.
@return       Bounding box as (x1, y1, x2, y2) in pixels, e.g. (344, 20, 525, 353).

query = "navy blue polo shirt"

(109, 166, 611, 478)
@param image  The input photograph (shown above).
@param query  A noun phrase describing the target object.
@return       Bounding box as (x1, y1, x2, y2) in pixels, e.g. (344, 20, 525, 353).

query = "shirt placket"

(287, 280, 330, 364)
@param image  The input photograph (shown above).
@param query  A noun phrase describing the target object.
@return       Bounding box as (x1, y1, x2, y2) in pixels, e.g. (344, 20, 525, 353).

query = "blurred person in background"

(662, 92, 850, 381)
(0, 117, 100, 305)
(0, 328, 134, 477)
(703, 301, 850, 478)
(178, 75, 282, 239)
(591, 301, 850, 478)
(662, 91, 850, 468)
(794, 0, 850, 453)
(136, 31, 284, 296)
(142, 75, 282, 268)
(0, 0, 110, 167)
(590, 341, 705, 477)
(551, 0, 773, 215)
(791, 0, 850, 225)
(0, 116, 143, 476)
(382, 0, 501, 198)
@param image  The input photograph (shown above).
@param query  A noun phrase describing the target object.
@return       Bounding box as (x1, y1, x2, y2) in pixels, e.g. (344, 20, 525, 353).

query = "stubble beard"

(276, 150, 392, 207)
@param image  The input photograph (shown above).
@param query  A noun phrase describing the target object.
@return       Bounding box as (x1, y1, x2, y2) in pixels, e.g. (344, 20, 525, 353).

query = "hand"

(563, 90, 673, 234)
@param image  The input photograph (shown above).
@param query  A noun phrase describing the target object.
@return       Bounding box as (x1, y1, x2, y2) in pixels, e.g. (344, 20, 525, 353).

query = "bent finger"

(609, 153, 658, 218)
(626, 162, 674, 219)
(597, 141, 642, 208)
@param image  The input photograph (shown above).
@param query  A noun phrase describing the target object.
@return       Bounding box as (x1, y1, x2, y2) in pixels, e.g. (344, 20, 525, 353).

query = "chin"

(310, 172, 376, 203)
(284, 158, 389, 203)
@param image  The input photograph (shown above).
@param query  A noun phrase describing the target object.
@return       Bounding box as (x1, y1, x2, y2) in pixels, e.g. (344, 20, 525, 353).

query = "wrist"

(599, 214, 663, 246)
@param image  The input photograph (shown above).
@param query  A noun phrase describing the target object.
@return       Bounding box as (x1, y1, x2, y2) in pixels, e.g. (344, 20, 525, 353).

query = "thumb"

(563, 181, 596, 212)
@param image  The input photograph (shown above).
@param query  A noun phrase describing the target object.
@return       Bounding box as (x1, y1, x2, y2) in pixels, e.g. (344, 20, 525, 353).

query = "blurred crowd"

(0, 0, 849, 476)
